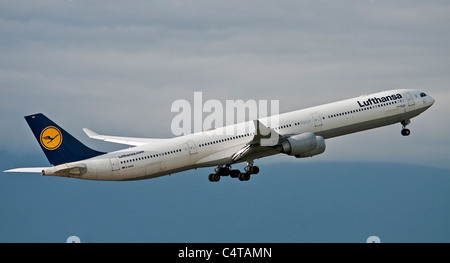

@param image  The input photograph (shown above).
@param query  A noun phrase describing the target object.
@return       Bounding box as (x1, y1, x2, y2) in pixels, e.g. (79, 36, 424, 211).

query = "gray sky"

(1, 0, 449, 168)
(1, 0, 450, 244)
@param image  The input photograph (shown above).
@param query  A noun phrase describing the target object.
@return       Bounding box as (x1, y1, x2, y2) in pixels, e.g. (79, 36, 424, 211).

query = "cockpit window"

(420, 92, 427, 97)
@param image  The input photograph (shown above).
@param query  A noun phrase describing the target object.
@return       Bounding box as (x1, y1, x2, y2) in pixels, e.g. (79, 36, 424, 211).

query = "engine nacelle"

(281, 132, 326, 158)
(295, 135, 325, 158)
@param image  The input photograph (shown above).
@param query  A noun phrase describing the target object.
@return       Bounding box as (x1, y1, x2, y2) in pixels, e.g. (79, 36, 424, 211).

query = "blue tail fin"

(25, 113, 105, 166)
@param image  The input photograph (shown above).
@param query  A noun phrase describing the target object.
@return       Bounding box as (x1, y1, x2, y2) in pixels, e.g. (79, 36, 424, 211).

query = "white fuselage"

(43, 89, 435, 181)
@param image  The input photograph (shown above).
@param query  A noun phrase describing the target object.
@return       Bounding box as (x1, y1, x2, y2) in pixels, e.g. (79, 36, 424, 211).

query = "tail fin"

(25, 113, 105, 166)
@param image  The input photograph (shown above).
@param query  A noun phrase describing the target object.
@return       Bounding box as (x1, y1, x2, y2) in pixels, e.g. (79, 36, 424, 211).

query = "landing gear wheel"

(401, 120, 411, 137)
(244, 162, 259, 175)
(401, 129, 411, 136)
(230, 169, 240, 178)
(249, 166, 259, 175)
(215, 166, 230, 176)
(208, 173, 220, 182)
(238, 173, 251, 181)
(209, 164, 258, 182)
(214, 173, 220, 182)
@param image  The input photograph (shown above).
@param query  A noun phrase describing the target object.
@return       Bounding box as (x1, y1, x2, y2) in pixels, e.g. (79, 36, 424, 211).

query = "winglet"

(252, 120, 280, 146)
(82, 128, 99, 138)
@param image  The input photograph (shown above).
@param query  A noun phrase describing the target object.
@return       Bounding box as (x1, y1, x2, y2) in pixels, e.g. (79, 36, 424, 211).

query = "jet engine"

(281, 132, 326, 158)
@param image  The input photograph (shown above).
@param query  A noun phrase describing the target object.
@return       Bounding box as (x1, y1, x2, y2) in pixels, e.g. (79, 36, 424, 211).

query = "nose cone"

(428, 95, 436, 106)
(419, 91, 435, 108)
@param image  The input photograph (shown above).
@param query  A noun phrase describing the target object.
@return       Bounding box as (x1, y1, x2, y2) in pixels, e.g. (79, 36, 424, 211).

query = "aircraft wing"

(83, 128, 167, 146)
(196, 120, 282, 166)
(231, 120, 282, 162)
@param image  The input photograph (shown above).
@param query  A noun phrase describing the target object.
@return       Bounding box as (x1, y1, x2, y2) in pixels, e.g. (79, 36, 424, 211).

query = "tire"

(401, 129, 411, 136)
(238, 173, 245, 181)
(250, 166, 259, 175)
(208, 173, 214, 182)
(244, 173, 251, 181)
(230, 169, 240, 178)
(213, 173, 220, 182)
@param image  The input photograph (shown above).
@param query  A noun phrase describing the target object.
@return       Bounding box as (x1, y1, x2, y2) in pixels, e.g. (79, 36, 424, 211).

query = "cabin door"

(312, 113, 323, 127)
(405, 92, 415, 106)
(109, 157, 120, 171)
(187, 141, 198, 155)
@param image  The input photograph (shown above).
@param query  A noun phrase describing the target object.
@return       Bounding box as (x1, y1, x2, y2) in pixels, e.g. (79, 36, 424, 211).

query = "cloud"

(0, 0, 449, 168)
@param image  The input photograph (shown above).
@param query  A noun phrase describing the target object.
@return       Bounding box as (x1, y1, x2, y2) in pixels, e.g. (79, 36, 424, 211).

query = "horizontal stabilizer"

(4, 167, 49, 173)
(83, 128, 168, 146)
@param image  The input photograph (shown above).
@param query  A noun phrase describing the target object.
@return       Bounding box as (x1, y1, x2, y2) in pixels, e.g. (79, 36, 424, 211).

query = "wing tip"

(83, 128, 99, 138)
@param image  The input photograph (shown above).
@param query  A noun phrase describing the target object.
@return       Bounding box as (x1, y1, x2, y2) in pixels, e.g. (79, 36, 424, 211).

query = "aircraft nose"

(427, 94, 436, 107)
(429, 95, 435, 105)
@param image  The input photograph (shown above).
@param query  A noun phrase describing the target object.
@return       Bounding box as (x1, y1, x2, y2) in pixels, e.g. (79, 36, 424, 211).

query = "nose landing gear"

(401, 120, 411, 136)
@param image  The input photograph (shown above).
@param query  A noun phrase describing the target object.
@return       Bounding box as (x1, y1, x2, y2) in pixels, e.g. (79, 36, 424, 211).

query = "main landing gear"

(401, 119, 411, 136)
(208, 162, 260, 182)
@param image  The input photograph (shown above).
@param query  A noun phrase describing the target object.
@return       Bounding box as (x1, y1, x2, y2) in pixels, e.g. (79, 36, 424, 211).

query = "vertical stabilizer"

(25, 113, 105, 165)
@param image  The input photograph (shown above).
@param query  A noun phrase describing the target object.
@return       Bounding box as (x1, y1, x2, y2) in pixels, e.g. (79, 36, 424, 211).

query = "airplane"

(4, 89, 435, 182)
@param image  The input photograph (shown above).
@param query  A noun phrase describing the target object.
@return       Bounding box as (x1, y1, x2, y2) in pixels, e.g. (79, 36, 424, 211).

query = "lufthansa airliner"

(4, 89, 435, 182)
